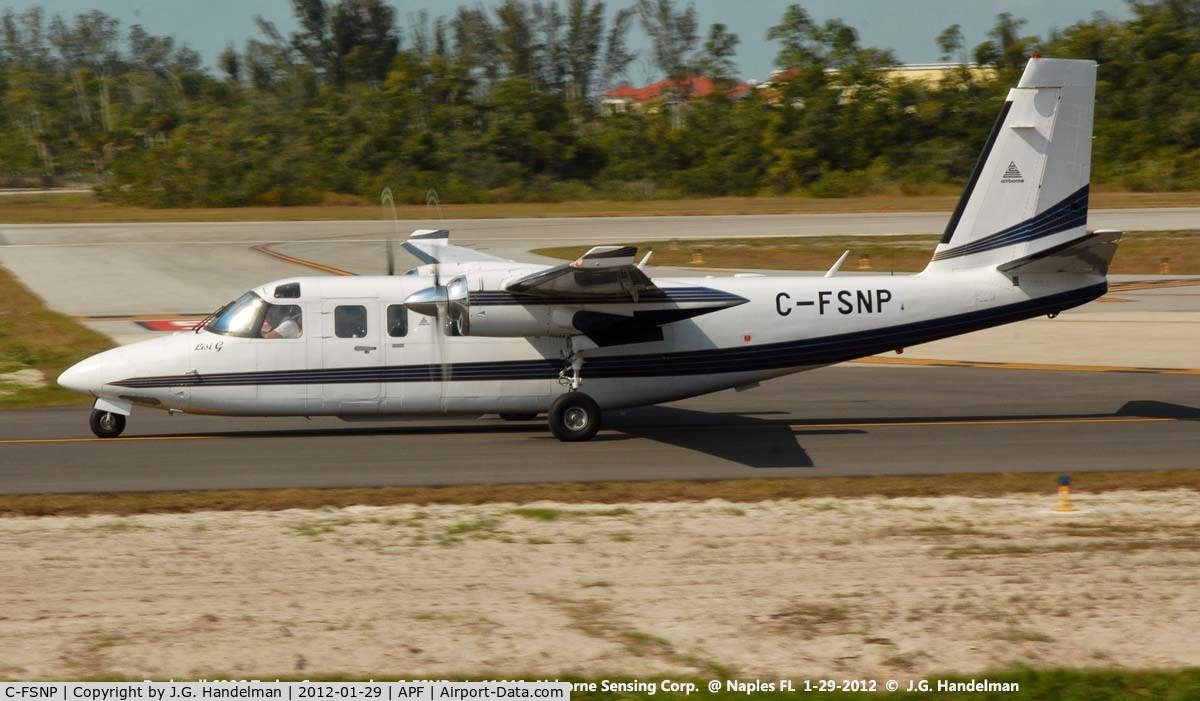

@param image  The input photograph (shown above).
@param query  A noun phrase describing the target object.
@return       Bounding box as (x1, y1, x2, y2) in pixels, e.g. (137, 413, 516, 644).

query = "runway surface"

(2, 365, 1197, 494)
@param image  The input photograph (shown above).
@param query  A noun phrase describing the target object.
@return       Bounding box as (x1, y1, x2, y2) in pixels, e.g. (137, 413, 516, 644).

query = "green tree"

(635, 0, 698, 82)
(936, 23, 964, 63)
(699, 22, 739, 82)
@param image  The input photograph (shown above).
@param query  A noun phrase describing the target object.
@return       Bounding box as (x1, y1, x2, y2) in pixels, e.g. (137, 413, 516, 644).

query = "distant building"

(602, 75, 754, 115)
(875, 62, 996, 84)
(756, 62, 996, 106)
(602, 64, 993, 114)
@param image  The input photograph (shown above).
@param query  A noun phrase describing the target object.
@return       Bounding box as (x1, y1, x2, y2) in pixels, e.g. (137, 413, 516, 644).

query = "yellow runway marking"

(0, 435, 226, 445)
(790, 417, 1176, 429)
(852, 356, 1200, 375)
(252, 243, 355, 276)
(1109, 279, 1200, 292)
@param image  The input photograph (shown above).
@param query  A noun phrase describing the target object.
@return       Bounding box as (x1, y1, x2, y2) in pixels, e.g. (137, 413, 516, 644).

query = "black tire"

(89, 409, 126, 439)
(548, 392, 601, 442)
(499, 412, 538, 421)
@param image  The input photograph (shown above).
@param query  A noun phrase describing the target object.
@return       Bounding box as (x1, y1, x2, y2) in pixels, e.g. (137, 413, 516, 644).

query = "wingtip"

(410, 228, 450, 240)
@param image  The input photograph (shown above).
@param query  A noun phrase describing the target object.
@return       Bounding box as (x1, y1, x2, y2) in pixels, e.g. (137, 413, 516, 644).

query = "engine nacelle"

(404, 275, 590, 337)
(466, 303, 581, 337)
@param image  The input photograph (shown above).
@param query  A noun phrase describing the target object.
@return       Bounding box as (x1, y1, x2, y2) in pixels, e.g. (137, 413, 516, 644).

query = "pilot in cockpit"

(262, 304, 303, 339)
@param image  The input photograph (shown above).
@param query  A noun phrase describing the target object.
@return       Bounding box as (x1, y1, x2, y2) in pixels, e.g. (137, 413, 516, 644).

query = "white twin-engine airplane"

(60, 58, 1120, 442)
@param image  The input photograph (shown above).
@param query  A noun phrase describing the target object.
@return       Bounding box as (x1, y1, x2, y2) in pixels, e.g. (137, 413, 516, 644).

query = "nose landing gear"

(89, 409, 126, 439)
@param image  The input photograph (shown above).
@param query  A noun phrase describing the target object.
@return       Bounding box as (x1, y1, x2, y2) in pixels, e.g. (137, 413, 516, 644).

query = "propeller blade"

(381, 187, 402, 276)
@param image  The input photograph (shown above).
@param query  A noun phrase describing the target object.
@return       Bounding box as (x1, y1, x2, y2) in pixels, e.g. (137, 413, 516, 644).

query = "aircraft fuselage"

(60, 267, 1106, 419)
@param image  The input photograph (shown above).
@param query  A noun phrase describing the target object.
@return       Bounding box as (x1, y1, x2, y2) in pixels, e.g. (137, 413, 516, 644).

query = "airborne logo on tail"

(1001, 161, 1024, 183)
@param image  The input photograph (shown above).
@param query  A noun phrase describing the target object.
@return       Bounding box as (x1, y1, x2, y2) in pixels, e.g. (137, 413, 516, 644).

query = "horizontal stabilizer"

(997, 229, 1122, 276)
(401, 228, 509, 266)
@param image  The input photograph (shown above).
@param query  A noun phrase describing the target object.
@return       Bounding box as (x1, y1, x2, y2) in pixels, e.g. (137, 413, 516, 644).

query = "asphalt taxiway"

(2, 365, 1197, 494)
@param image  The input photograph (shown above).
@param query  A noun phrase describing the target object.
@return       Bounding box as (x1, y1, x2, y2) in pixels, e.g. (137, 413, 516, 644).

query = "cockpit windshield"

(202, 292, 304, 339)
(205, 292, 266, 337)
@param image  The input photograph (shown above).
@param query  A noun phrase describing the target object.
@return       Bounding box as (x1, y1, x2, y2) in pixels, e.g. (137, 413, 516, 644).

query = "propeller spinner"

(404, 274, 470, 336)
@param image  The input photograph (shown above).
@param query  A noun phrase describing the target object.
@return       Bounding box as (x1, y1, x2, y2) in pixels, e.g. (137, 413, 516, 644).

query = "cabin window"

(274, 282, 301, 298)
(334, 305, 368, 338)
(260, 304, 303, 339)
(386, 305, 408, 337)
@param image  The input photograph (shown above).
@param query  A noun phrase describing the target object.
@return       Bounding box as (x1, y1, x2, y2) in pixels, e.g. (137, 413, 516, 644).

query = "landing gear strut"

(548, 392, 601, 442)
(89, 409, 126, 438)
(558, 352, 584, 391)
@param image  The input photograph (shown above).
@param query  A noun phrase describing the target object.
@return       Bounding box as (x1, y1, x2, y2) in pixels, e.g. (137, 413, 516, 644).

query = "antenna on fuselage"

(824, 250, 850, 278)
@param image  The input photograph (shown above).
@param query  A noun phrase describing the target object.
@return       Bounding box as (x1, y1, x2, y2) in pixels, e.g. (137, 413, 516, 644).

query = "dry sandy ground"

(2, 491, 1199, 679)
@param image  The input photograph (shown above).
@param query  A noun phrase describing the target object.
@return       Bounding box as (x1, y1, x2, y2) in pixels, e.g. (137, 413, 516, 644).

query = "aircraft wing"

(504, 246, 656, 301)
(401, 229, 512, 265)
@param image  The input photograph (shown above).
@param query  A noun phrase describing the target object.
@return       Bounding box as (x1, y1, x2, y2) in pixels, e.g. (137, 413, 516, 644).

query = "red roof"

(605, 76, 749, 101)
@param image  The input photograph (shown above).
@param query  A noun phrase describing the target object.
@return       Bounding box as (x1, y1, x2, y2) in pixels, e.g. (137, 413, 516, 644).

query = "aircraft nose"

(58, 354, 108, 395)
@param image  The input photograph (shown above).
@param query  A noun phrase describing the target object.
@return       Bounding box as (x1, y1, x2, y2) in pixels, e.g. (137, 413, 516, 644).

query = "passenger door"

(381, 302, 410, 412)
(320, 299, 382, 409)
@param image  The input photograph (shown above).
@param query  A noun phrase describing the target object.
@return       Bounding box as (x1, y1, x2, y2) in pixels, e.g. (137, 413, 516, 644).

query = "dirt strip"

(2, 491, 1198, 679)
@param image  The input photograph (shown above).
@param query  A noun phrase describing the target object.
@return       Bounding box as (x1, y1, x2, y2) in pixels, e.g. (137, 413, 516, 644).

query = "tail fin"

(925, 58, 1097, 273)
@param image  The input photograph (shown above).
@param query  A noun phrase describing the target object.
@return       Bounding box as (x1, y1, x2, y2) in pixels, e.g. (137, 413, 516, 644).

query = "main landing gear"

(89, 409, 126, 438)
(549, 345, 601, 441)
(549, 391, 601, 442)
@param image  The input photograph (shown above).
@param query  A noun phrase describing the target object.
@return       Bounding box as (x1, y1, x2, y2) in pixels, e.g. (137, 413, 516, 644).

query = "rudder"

(925, 58, 1097, 272)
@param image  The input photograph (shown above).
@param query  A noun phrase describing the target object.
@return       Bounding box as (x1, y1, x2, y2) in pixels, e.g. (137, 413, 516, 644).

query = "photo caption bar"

(0, 683, 570, 701)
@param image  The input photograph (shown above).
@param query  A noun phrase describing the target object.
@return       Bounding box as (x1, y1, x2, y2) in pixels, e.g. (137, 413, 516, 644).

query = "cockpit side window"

(261, 304, 303, 339)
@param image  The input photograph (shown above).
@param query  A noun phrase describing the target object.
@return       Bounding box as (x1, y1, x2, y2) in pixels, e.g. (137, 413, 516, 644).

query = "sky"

(22, 0, 1133, 83)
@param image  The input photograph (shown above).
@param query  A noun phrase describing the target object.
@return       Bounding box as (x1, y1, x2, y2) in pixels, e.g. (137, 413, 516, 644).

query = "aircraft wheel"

(549, 392, 601, 442)
(499, 412, 538, 421)
(89, 409, 126, 439)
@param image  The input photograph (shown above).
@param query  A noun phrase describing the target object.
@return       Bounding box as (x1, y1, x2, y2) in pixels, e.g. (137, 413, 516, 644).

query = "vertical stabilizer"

(925, 58, 1096, 272)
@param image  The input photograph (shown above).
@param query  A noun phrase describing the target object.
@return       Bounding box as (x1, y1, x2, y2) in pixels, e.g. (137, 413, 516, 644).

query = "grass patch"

(771, 602, 850, 627)
(5, 189, 1200, 223)
(508, 507, 563, 521)
(5, 471, 1200, 517)
(508, 506, 633, 521)
(0, 265, 113, 408)
(887, 525, 997, 538)
(993, 627, 1056, 643)
(534, 229, 1200, 274)
(535, 594, 727, 675)
(288, 522, 339, 538)
(938, 536, 1200, 559)
(443, 517, 501, 539)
